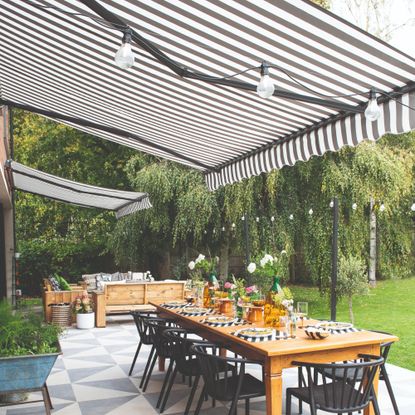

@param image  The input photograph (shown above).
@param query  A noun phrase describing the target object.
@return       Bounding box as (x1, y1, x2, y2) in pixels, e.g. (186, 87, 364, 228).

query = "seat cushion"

(212, 373, 265, 401)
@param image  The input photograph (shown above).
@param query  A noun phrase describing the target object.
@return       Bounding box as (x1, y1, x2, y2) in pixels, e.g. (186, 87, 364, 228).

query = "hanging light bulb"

(213, 229, 216, 234)
(411, 203, 415, 212)
(204, 230, 207, 234)
(231, 223, 236, 229)
(364, 89, 381, 122)
(256, 217, 260, 222)
(271, 216, 275, 222)
(329, 200, 334, 208)
(221, 226, 225, 232)
(308, 208, 313, 216)
(352, 203, 357, 210)
(241, 215, 245, 221)
(379, 203, 385, 212)
(114, 28, 135, 69)
(289, 214, 294, 220)
(256, 61, 275, 99)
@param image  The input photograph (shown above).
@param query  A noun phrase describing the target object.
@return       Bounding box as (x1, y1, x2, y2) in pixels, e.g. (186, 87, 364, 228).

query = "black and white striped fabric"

(0, 1, 414, 190)
(6, 161, 151, 219)
(329, 327, 362, 335)
(200, 317, 247, 327)
(160, 303, 189, 309)
(233, 329, 289, 343)
(178, 309, 215, 317)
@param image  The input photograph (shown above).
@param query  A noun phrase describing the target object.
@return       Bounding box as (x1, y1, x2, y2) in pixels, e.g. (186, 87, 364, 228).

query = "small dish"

(204, 316, 235, 324)
(305, 327, 330, 340)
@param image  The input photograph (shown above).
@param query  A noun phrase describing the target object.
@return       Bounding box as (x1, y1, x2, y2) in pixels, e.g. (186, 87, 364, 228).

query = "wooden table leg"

(264, 357, 283, 415)
(158, 356, 165, 372)
(364, 344, 381, 415)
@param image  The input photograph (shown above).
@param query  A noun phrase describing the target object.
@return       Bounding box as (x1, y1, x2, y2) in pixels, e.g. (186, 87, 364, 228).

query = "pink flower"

(245, 285, 258, 294)
(224, 281, 232, 289)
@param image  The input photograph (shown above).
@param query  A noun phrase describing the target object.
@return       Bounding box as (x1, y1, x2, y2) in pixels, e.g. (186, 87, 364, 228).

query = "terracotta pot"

(247, 306, 263, 323)
(219, 299, 234, 315)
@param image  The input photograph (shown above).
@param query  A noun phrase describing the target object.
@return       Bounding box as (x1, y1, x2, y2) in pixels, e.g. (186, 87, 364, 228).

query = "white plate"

(316, 321, 353, 330)
(204, 316, 235, 324)
(236, 328, 273, 338)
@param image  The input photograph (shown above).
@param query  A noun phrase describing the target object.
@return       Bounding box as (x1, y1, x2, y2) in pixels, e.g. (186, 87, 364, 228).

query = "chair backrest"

(191, 343, 252, 401)
(369, 330, 394, 361)
(293, 354, 383, 412)
(130, 312, 160, 345)
(147, 319, 176, 358)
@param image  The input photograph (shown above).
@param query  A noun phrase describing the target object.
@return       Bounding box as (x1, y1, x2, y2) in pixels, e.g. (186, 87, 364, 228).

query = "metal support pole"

(243, 213, 251, 283)
(330, 197, 339, 321)
(10, 107, 17, 307)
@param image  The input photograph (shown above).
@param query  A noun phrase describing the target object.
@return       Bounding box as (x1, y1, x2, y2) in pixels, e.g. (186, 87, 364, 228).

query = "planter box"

(0, 343, 61, 411)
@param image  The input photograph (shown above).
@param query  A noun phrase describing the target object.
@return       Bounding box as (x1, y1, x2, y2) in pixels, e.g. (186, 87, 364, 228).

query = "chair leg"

(194, 384, 206, 415)
(44, 383, 53, 409)
(142, 350, 158, 392)
(41, 386, 51, 415)
(298, 367, 303, 414)
(371, 393, 381, 415)
(184, 374, 200, 415)
(139, 345, 155, 389)
(245, 398, 250, 415)
(128, 340, 142, 376)
(160, 365, 178, 413)
(382, 365, 400, 415)
(156, 358, 174, 408)
(286, 391, 292, 415)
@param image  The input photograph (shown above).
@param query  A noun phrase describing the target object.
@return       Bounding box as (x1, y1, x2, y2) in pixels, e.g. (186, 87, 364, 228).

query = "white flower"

(260, 254, 273, 267)
(247, 262, 256, 274)
(282, 299, 294, 311)
(195, 254, 205, 264)
(188, 261, 195, 270)
(280, 250, 287, 255)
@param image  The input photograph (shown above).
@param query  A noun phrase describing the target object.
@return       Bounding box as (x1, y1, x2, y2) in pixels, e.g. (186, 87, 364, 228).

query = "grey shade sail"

(6, 161, 151, 219)
(0, 0, 414, 190)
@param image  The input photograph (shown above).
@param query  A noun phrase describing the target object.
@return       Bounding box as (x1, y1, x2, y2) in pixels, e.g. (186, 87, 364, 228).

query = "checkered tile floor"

(1, 316, 413, 414)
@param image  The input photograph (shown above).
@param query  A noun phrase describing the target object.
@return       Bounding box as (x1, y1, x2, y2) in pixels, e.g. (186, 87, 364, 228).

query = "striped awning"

(5, 161, 152, 219)
(0, 0, 414, 190)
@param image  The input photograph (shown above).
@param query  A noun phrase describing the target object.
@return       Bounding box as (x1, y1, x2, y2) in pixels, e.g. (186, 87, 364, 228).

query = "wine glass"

(296, 302, 309, 328)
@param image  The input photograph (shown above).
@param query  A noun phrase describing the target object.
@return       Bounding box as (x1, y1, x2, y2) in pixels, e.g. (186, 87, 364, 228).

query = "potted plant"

(73, 291, 95, 329)
(0, 301, 62, 411)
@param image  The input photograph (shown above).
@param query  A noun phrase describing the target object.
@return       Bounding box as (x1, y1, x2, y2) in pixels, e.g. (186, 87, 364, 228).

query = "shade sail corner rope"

(5, 160, 151, 219)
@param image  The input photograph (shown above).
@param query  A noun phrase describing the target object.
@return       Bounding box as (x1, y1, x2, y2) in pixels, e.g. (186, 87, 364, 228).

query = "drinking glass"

(279, 316, 289, 337)
(296, 302, 308, 328)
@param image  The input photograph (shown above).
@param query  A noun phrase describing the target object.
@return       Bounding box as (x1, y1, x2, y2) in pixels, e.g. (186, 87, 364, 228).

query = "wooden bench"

(92, 280, 186, 327)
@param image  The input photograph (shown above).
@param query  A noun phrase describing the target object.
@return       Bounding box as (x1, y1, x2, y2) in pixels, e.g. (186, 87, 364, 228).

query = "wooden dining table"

(151, 302, 398, 415)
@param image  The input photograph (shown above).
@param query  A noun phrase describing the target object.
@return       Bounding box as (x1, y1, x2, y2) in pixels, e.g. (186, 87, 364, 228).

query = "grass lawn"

(290, 278, 415, 371)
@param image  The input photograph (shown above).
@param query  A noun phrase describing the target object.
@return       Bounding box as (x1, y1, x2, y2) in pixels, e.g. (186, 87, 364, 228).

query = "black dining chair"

(129, 310, 159, 376)
(287, 354, 384, 415)
(298, 331, 400, 415)
(191, 343, 265, 415)
(159, 328, 234, 414)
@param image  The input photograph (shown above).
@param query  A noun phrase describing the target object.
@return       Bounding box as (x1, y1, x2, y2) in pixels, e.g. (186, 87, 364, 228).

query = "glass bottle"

(289, 312, 297, 339)
(203, 273, 218, 307)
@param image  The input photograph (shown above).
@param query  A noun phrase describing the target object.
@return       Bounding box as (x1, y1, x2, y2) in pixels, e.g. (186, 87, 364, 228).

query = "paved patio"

(1, 316, 413, 415)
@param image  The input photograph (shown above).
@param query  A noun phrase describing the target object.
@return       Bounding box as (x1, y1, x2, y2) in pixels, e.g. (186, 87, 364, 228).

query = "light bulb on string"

(256, 217, 260, 222)
(379, 203, 385, 212)
(289, 214, 294, 220)
(114, 28, 135, 69)
(329, 200, 334, 208)
(271, 216, 275, 222)
(411, 203, 415, 212)
(352, 203, 357, 210)
(241, 216, 245, 221)
(204, 230, 207, 234)
(221, 226, 225, 232)
(256, 61, 275, 99)
(308, 209, 313, 216)
(364, 89, 381, 122)
(231, 223, 236, 229)
(213, 229, 216, 234)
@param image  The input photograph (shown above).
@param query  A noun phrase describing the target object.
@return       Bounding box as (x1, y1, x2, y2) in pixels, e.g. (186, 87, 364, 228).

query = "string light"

(221, 226, 225, 232)
(231, 223, 236, 229)
(352, 203, 357, 210)
(411, 203, 415, 212)
(114, 28, 135, 69)
(308, 209, 313, 215)
(256, 217, 260, 222)
(241, 215, 245, 221)
(364, 89, 381, 122)
(289, 214, 294, 220)
(329, 200, 334, 208)
(256, 61, 275, 99)
(379, 203, 385, 212)
(271, 216, 275, 222)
